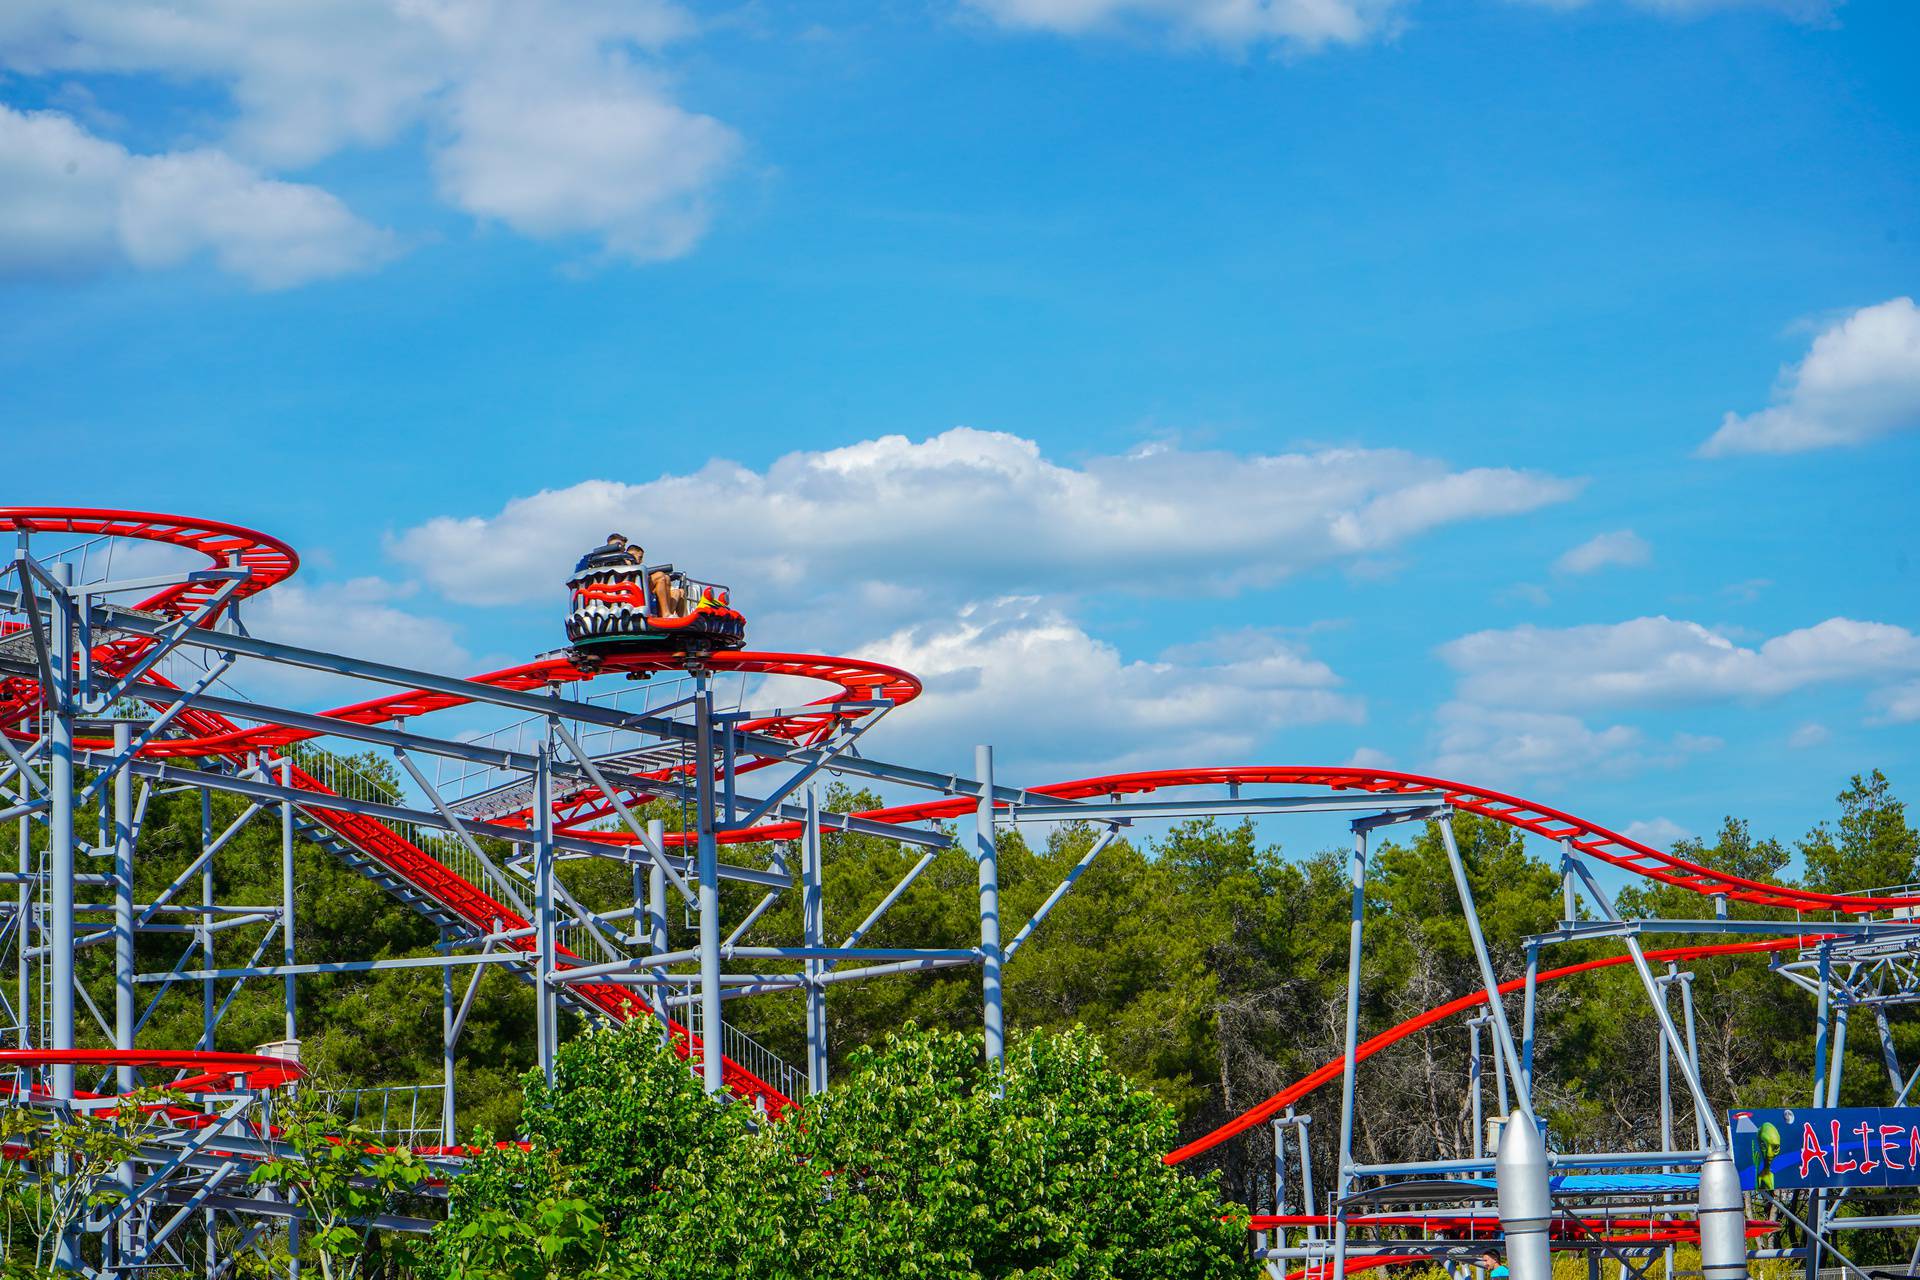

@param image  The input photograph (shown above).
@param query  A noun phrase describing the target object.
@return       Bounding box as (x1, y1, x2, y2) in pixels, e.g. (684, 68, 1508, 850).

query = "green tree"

(429, 1021, 1252, 1279)
(1801, 770, 1920, 893)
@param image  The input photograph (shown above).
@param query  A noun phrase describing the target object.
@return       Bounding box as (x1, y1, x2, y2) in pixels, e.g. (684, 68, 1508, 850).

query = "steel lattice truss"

(0, 506, 1913, 1277)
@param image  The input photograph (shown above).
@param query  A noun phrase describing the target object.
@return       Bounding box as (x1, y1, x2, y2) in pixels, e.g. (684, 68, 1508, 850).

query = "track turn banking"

(1, 507, 1911, 1276)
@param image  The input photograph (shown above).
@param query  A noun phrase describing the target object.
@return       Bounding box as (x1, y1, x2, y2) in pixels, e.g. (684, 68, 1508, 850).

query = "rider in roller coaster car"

(565, 532, 746, 662)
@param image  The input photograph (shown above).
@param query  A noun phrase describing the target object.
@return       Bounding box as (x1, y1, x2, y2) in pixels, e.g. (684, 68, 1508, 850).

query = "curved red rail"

(1164, 937, 1817, 1166)
(2, 509, 1887, 1154)
(0, 1048, 303, 1092)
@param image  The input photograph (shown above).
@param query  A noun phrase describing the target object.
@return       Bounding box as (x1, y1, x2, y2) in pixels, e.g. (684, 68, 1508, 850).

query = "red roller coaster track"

(0, 508, 1893, 1159)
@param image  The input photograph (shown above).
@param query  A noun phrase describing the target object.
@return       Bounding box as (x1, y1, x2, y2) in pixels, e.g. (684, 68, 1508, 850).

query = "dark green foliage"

(428, 1021, 1251, 1279)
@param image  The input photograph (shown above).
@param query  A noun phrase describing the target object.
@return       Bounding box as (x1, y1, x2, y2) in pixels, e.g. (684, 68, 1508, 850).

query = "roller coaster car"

(564, 555, 746, 665)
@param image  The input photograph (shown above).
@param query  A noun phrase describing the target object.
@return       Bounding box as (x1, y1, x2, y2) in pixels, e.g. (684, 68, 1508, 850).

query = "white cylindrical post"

(1697, 1150, 1749, 1280)
(1495, 1109, 1552, 1280)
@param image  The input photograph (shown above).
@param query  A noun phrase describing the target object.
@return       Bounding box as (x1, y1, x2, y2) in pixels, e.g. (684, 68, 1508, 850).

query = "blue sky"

(2, 0, 1917, 862)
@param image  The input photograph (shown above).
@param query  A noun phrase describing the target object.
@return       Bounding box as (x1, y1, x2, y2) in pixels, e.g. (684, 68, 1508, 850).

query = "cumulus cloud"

(1701, 298, 1920, 457)
(1430, 702, 1714, 782)
(1872, 681, 1920, 726)
(236, 576, 473, 698)
(0, 0, 737, 271)
(1439, 616, 1920, 711)
(962, 0, 1409, 50)
(1553, 529, 1650, 575)
(389, 429, 1580, 619)
(843, 597, 1362, 774)
(0, 106, 394, 287)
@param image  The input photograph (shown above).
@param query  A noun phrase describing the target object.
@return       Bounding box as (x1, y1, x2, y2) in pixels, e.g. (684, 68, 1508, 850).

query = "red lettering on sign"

(1832, 1120, 1858, 1174)
(1802, 1123, 1830, 1177)
(1854, 1121, 1879, 1174)
(1881, 1125, 1906, 1171)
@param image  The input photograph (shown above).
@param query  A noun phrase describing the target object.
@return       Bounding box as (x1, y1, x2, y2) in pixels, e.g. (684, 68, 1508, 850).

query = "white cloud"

(1554, 529, 1650, 575)
(435, 65, 737, 263)
(1701, 298, 1920, 457)
(1787, 722, 1830, 748)
(1871, 681, 1920, 726)
(0, 0, 736, 271)
(1439, 616, 1920, 711)
(1346, 745, 1394, 768)
(846, 597, 1362, 774)
(235, 576, 472, 698)
(1514, 0, 1836, 16)
(1429, 702, 1713, 782)
(389, 429, 1580, 623)
(1624, 817, 1692, 849)
(964, 0, 1831, 51)
(0, 106, 394, 287)
(962, 0, 1408, 50)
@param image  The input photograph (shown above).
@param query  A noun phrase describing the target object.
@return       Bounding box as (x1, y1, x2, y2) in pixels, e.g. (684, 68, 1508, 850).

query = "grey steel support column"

(1495, 1109, 1551, 1280)
(113, 722, 136, 1083)
(1813, 945, 1832, 1106)
(1294, 1111, 1318, 1243)
(533, 743, 556, 1087)
(198, 789, 213, 1051)
(1698, 1149, 1750, 1280)
(113, 720, 136, 1264)
(1520, 941, 1539, 1106)
(1437, 816, 1528, 1115)
(1658, 972, 1674, 1170)
(803, 787, 827, 1094)
(48, 564, 75, 1102)
(1826, 999, 1851, 1106)
(441, 936, 456, 1145)
(280, 757, 296, 1043)
(1470, 1016, 1485, 1158)
(647, 818, 669, 1044)
(694, 683, 724, 1095)
(972, 744, 1004, 1070)
(1680, 972, 1707, 1148)
(1876, 1009, 1905, 1096)
(15, 748, 29, 1050)
(1330, 824, 1370, 1280)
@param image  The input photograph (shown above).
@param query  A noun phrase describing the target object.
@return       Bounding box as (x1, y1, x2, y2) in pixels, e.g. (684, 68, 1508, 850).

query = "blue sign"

(1730, 1108, 1920, 1191)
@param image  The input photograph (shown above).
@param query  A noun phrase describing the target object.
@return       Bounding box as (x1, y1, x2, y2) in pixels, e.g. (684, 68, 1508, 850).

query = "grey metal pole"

(113, 720, 136, 1264)
(1330, 823, 1370, 1280)
(1813, 945, 1831, 1106)
(1520, 941, 1539, 1108)
(1826, 999, 1850, 1106)
(113, 722, 135, 1085)
(534, 743, 556, 1087)
(647, 818, 669, 1044)
(48, 564, 75, 1102)
(803, 787, 827, 1094)
(441, 933, 456, 1145)
(1470, 1016, 1485, 1158)
(1437, 816, 1528, 1114)
(695, 683, 724, 1095)
(15, 742, 29, 1050)
(1658, 973, 1674, 1169)
(280, 756, 296, 1043)
(973, 744, 1005, 1070)
(1680, 973, 1707, 1149)
(199, 788, 213, 1051)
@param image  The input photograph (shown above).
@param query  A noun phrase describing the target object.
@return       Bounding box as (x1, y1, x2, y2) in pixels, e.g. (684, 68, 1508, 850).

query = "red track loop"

(0, 507, 298, 616)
